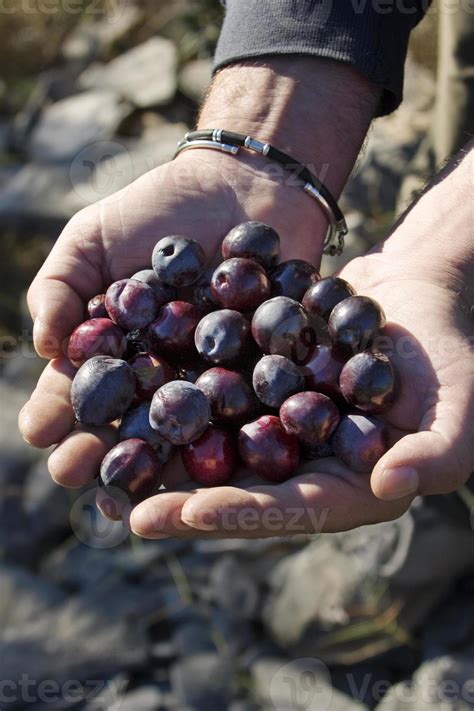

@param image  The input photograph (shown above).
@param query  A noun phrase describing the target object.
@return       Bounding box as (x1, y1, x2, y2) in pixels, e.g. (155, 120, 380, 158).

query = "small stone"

(80, 38, 178, 108)
(170, 653, 233, 711)
(179, 58, 213, 103)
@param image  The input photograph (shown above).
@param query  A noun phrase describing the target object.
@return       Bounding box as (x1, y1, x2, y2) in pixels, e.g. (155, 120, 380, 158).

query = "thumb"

(371, 396, 473, 501)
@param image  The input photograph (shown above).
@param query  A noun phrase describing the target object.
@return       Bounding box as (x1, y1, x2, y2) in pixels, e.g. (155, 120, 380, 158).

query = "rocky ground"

(1, 3, 474, 710)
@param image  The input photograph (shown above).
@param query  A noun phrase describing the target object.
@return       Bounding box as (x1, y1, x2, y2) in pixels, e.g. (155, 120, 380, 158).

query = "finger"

(130, 491, 196, 539)
(371, 386, 474, 500)
(18, 357, 77, 447)
(131, 461, 411, 539)
(27, 208, 104, 358)
(48, 423, 118, 488)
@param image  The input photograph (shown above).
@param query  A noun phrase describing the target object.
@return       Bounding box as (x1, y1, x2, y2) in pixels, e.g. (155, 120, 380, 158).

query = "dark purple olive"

(280, 391, 340, 447)
(100, 438, 161, 506)
(131, 268, 177, 306)
(238, 415, 300, 482)
(149, 380, 211, 445)
(182, 425, 237, 485)
(196, 367, 258, 424)
(210, 258, 271, 312)
(270, 259, 319, 301)
(252, 355, 305, 409)
(303, 277, 356, 321)
(87, 294, 108, 319)
(129, 351, 176, 401)
(105, 279, 159, 331)
(251, 296, 315, 362)
(222, 221, 280, 268)
(148, 301, 200, 359)
(332, 414, 388, 473)
(119, 402, 175, 464)
(67, 318, 126, 367)
(152, 236, 206, 287)
(303, 344, 345, 400)
(71, 356, 135, 425)
(302, 441, 335, 460)
(328, 295, 386, 357)
(194, 309, 254, 366)
(339, 351, 396, 413)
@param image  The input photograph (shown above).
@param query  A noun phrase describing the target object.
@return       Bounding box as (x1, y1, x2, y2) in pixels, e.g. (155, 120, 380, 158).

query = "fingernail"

(378, 466, 419, 500)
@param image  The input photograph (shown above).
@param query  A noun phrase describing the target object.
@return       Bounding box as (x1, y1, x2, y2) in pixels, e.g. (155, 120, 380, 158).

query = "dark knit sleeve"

(214, 0, 429, 116)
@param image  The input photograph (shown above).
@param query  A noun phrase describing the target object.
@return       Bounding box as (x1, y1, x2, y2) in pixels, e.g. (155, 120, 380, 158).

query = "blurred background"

(2, 2, 474, 710)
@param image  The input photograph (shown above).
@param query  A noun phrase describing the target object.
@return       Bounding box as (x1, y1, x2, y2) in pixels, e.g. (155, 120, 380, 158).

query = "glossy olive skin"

(100, 438, 161, 505)
(149, 380, 211, 445)
(118, 402, 175, 464)
(328, 295, 386, 357)
(194, 309, 254, 366)
(270, 259, 319, 301)
(105, 279, 159, 331)
(303, 277, 356, 321)
(280, 391, 340, 447)
(339, 351, 396, 413)
(196, 367, 258, 424)
(210, 258, 271, 312)
(221, 221, 280, 268)
(148, 301, 200, 358)
(152, 236, 206, 287)
(238, 415, 300, 482)
(303, 344, 345, 400)
(251, 296, 314, 362)
(67, 318, 126, 367)
(71, 356, 135, 426)
(332, 414, 388, 473)
(182, 425, 237, 485)
(129, 351, 176, 401)
(87, 294, 108, 319)
(131, 268, 177, 306)
(253, 355, 305, 409)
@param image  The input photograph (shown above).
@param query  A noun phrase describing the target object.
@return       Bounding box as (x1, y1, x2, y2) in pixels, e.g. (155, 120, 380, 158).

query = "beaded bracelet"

(174, 128, 348, 256)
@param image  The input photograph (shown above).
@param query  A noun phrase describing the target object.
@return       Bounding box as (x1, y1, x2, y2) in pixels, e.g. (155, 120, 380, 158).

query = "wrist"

(198, 57, 380, 197)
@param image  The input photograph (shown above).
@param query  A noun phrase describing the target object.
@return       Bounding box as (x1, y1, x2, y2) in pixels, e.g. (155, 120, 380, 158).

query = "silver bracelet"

(174, 129, 348, 256)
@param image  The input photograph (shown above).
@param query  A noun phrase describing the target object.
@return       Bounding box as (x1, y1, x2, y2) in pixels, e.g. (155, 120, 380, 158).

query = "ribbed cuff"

(214, 0, 428, 116)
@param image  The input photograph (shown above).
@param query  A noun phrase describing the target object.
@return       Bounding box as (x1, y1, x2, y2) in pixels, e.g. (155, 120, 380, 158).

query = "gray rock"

(62, 4, 143, 63)
(170, 653, 233, 711)
(173, 619, 216, 656)
(179, 58, 213, 103)
(209, 555, 259, 619)
(0, 566, 146, 688)
(80, 38, 178, 108)
(0, 163, 85, 228)
(253, 656, 368, 711)
(106, 684, 162, 711)
(29, 90, 132, 163)
(263, 502, 472, 664)
(375, 654, 474, 710)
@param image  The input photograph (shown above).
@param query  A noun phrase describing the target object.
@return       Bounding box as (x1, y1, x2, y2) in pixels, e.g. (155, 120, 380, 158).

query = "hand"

(127, 146, 474, 539)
